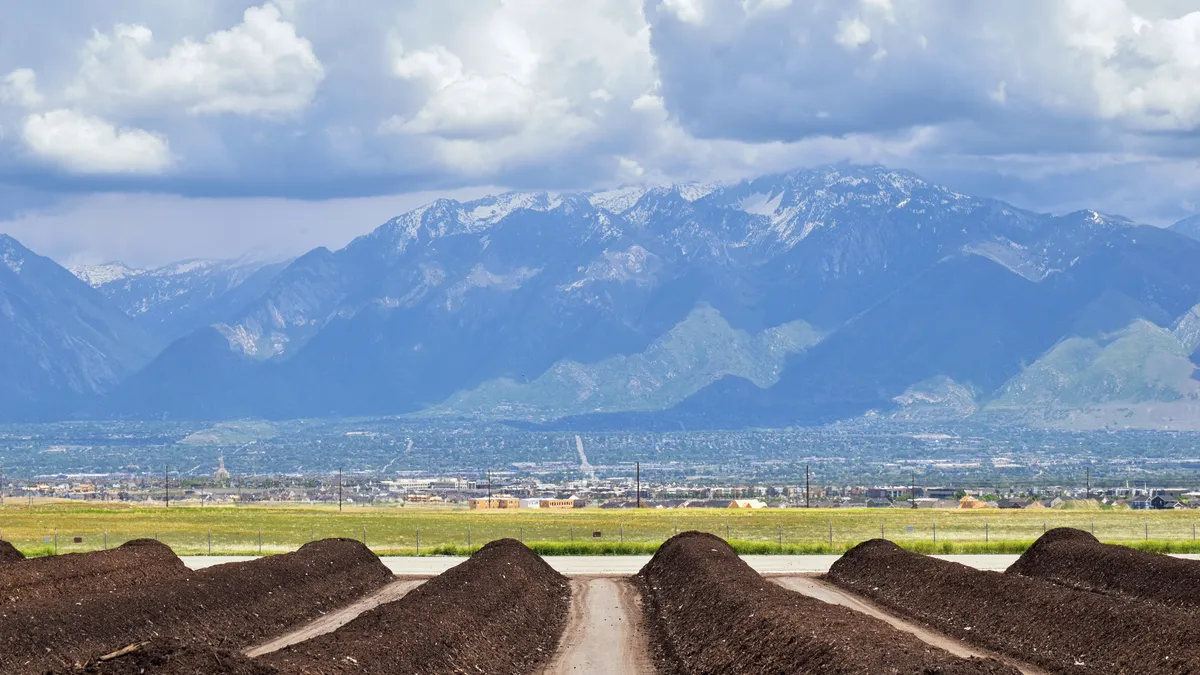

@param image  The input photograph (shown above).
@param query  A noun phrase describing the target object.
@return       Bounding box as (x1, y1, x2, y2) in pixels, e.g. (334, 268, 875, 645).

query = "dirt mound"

(0, 538, 393, 674)
(59, 640, 273, 675)
(634, 532, 1018, 675)
(829, 538, 1200, 674)
(0, 538, 185, 606)
(1008, 527, 1200, 610)
(263, 538, 570, 675)
(0, 541, 23, 563)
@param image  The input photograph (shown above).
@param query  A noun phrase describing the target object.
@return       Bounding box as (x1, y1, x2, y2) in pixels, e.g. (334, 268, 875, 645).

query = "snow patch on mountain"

(70, 262, 143, 287)
(739, 192, 783, 216)
(589, 186, 648, 213)
(565, 245, 660, 290)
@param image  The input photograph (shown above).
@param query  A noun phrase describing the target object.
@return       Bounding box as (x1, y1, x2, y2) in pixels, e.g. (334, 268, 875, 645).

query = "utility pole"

(1086, 466, 1090, 500)
(338, 469, 343, 513)
(164, 464, 169, 508)
(636, 462, 642, 509)
(805, 464, 810, 509)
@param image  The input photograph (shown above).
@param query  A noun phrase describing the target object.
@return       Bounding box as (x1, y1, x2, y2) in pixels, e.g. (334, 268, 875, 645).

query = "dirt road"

(243, 578, 425, 658)
(773, 576, 1048, 675)
(542, 577, 653, 675)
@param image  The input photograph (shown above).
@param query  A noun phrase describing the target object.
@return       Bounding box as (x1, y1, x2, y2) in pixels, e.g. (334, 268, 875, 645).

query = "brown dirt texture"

(0, 539, 185, 606)
(263, 538, 570, 675)
(0, 538, 393, 674)
(0, 540, 24, 563)
(635, 532, 1019, 675)
(60, 640, 273, 675)
(828, 538, 1200, 674)
(1008, 527, 1200, 610)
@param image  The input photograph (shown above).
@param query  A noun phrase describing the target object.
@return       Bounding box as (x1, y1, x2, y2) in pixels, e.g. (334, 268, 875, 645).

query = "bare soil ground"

(1008, 527, 1200, 611)
(542, 577, 653, 675)
(0, 541, 23, 563)
(773, 576, 1049, 675)
(242, 577, 425, 658)
(64, 640, 273, 675)
(635, 532, 1019, 675)
(828, 538, 1200, 674)
(2, 538, 393, 674)
(0, 539, 185, 606)
(262, 539, 570, 675)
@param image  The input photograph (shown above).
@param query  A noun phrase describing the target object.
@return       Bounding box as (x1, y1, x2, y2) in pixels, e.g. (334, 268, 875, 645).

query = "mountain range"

(6, 164, 1200, 429)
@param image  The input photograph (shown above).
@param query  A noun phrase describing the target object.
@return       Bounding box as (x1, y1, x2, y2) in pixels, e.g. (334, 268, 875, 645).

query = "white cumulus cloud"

(835, 17, 872, 49)
(1, 69, 43, 108)
(67, 2, 323, 117)
(21, 109, 172, 174)
(662, 0, 706, 24)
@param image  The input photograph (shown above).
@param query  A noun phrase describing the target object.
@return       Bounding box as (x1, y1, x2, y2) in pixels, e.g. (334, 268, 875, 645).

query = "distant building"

(213, 456, 231, 482)
(469, 496, 521, 509)
(1152, 495, 1183, 510)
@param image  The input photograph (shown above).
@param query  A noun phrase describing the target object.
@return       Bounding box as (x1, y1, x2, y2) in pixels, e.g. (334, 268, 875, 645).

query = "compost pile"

(0, 538, 393, 675)
(0, 539, 185, 606)
(0, 541, 23, 563)
(828, 538, 1200, 674)
(635, 532, 1018, 675)
(62, 640, 273, 675)
(263, 538, 570, 675)
(1008, 527, 1200, 610)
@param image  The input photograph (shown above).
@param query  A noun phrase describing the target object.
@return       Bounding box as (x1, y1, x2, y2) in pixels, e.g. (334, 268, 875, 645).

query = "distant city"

(3, 418, 1199, 508)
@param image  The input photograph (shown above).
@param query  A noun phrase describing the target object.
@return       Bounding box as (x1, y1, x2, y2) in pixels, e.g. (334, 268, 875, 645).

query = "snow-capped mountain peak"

(70, 262, 144, 287)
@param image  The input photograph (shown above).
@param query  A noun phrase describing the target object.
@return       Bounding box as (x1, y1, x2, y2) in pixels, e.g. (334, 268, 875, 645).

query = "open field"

(6, 501, 1200, 556)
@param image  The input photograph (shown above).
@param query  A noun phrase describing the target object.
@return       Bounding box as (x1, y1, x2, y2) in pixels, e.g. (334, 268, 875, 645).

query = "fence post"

(207, 529, 211, 555)
(104, 530, 108, 550)
(726, 521, 730, 540)
(362, 524, 367, 547)
(1043, 521, 1046, 534)
(620, 523, 624, 543)
(985, 521, 989, 543)
(778, 523, 782, 549)
(933, 521, 937, 544)
(570, 525, 574, 542)
(416, 527, 420, 555)
(1091, 520, 1094, 536)
(1145, 521, 1149, 541)
(828, 520, 833, 549)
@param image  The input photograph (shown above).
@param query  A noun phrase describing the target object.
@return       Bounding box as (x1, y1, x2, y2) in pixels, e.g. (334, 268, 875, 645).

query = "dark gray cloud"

(1, 0, 1199, 265)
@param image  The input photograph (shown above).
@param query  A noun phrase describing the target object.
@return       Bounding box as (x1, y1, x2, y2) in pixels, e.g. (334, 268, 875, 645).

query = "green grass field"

(3, 501, 1200, 557)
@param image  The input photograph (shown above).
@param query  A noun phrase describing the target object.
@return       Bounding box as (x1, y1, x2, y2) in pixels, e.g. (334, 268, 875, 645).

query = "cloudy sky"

(2, 0, 1200, 267)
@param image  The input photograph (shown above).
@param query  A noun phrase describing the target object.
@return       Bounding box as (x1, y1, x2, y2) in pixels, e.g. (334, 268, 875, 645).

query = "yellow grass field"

(4, 500, 1200, 556)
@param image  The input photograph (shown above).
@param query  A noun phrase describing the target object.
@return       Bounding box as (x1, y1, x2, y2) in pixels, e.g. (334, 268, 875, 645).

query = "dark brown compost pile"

(0, 539, 185, 606)
(828, 538, 1200, 674)
(1008, 527, 1200, 610)
(635, 532, 1019, 675)
(58, 639, 274, 675)
(0, 538, 393, 674)
(263, 538, 570, 675)
(0, 540, 24, 563)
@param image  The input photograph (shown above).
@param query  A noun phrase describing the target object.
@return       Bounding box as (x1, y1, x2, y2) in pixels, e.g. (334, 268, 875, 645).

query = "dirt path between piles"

(243, 578, 426, 658)
(542, 578, 653, 675)
(772, 576, 1049, 675)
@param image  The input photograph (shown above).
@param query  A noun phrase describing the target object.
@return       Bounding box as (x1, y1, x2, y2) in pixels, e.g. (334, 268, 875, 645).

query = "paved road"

(773, 576, 1048, 675)
(542, 578, 653, 675)
(180, 553, 1031, 574)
